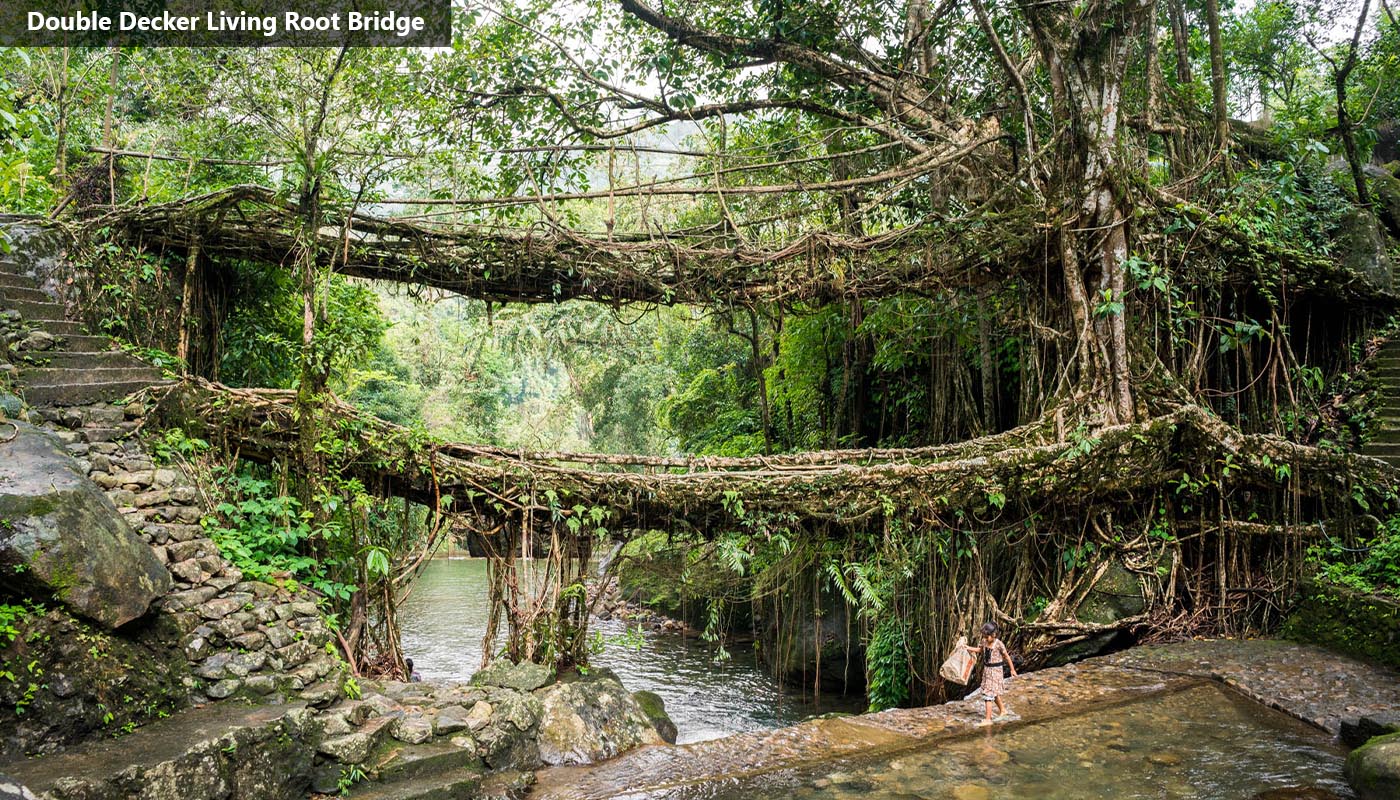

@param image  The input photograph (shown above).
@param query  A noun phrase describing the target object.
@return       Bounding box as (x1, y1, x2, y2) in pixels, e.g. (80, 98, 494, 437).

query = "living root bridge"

(86, 183, 1033, 306)
(151, 378, 1396, 535)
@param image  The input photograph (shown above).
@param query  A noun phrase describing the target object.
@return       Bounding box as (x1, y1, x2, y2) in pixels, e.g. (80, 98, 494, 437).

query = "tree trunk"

(103, 48, 119, 203)
(1333, 0, 1374, 207)
(1337, 72, 1372, 207)
(1167, 0, 1192, 84)
(747, 306, 773, 455)
(1205, 0, 1230, 168)
(977, 289, 997, 431)
(53, 48, 70, 181)
(176, 240, 199, 367)
(1019, 0, 1152, 424)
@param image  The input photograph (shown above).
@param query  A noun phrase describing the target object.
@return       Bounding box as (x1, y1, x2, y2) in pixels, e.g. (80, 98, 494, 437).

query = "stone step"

(0, 297, 66, 320)
(51, 333, 118, 352)
(0, 702, 314, 800)
(19, 365, 164, 386)
(366, 741, 478, 784)
(1361, 443, 1400, 458)
(0, 285, 50, 304)
(15, 349, 149, 369)
(0, 271, 39, 290)
(25, 318, 86, 337)
(347, 765, 484, 800)
(23, 378, 170, 406)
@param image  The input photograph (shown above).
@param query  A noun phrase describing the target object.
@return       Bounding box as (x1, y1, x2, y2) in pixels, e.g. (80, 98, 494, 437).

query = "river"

(397, 558, 865, 744)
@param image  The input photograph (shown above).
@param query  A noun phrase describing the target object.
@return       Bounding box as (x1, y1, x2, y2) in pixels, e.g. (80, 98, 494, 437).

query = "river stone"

(535, 670, 664, 766)
(433, 704, 474, 735)
(0, 423, 170, 628)
(1346, 731, 1400, 800)
(1343, 712, 1400, 748)
(466, 700, 493, 731)
(390, 713, 434, 744)
(0, 775, 39, 800)
(631, 690, 678, 744)
(470, 660, 555, 692)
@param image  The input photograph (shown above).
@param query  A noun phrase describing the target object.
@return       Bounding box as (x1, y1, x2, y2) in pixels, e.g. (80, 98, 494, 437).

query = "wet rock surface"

(1101, 638, 1400, 736)
(632, 690, 678, 745)
(0, 703, 316, 800)
(470, 660, 555, 693)
(531, 639, 1400, 800)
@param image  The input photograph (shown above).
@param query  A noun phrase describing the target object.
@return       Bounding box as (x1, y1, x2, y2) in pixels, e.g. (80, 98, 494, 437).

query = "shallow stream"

(648, 684, 1354, 800)
(397, 558, 864, 744)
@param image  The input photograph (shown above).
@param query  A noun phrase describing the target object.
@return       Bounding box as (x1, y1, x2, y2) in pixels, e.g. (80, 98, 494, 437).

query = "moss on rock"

(1281, 582, 1400, 670)
(0, 605, 192, 759)
(1346, 731, 1400, 800)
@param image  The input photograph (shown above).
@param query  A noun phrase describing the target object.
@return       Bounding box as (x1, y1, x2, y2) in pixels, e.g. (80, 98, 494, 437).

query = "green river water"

(397, 558, 864, 744)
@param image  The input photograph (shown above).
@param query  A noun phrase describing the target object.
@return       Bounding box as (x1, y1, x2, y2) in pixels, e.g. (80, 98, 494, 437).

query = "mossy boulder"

(469, 660, 555, 693)
(1077, 561, 1146, 625)
(1346, 731, 1400, 800)
(534, 669, 664, 765)
(0, 606, 191, 759)
(1373, 163, 1400, 239)
(1335, 208, 1394, 291)
(0, 422, 170, 628)
(631, 690, 678, 744)
(1046, 560, 1143, 666)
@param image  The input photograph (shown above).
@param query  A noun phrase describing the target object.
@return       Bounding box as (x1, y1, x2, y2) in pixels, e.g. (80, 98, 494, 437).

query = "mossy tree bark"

(1018, 0, 1154, 424)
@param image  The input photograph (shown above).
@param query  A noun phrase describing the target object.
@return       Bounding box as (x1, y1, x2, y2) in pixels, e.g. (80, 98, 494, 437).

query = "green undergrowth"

(1286, 515, 1400, 668)
(203, 468, 357, 602)
(1306, 516, 1400, 598)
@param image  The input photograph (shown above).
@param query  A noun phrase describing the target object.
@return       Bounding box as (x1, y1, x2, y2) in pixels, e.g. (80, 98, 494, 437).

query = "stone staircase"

(1363, 338, 1400, 467)
(0, 248, 166, 407)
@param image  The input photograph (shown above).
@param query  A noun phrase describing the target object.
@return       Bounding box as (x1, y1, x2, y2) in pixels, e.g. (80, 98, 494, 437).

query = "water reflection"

(397, 558, 865, 744)
(652, 685, 1353, 799)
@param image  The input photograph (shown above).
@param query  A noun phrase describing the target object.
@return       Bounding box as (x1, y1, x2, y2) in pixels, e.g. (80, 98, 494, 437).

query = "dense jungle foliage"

(2, 0, 1400, 702)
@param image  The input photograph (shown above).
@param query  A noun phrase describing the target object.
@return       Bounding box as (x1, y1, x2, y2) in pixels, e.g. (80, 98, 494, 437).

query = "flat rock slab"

(0, 422, 169, 627)
(1101, 638, 1400, 735)
(0, 701, 309, 798)
(531, 658, 1194, 800)
(533, 639, 1400, 800)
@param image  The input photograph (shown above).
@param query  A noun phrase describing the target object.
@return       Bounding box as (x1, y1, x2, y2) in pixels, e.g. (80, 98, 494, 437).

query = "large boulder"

(1335, 208, 1394, 291)
(0, 422, 170, 627)
(1343, 712, 1400, 748)
(1047, 560, 1145, 666)
(470, 659, 555, 693)
(535, 669, 665, 765)
(1371, 163, 1400, 240)
(756, 580, 864, 693)
(1346, 731, 1400, 800)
